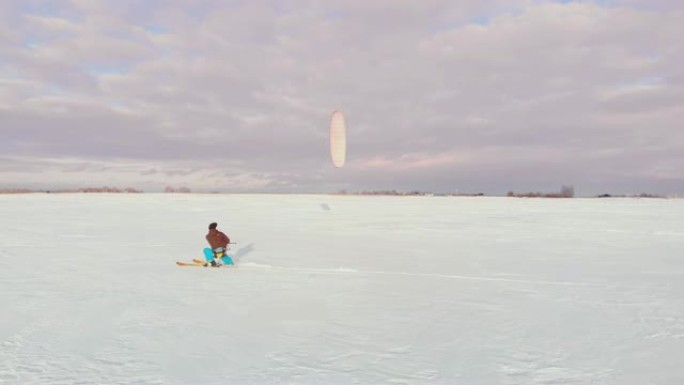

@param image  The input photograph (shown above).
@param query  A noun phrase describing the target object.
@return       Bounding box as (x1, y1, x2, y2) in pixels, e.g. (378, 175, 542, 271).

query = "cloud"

(1, 0, 683, 195)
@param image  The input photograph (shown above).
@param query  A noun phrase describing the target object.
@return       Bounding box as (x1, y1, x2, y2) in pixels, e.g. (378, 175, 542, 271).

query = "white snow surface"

(1, 194, 683, 385)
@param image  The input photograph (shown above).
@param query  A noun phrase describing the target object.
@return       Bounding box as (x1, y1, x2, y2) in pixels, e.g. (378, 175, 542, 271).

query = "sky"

(1, 0, 683, 195)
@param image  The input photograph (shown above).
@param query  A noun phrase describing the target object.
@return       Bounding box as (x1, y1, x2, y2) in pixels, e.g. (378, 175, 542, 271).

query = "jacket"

(206, 229, 230, 250)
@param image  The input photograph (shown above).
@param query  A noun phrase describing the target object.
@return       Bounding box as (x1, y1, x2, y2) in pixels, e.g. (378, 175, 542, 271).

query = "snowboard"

(176, 260, 207, 267)
(175, 259, 234, 267)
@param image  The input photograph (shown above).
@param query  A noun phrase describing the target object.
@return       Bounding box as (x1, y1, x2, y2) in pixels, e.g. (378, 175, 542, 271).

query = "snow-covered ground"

(1, 193, 683, 385)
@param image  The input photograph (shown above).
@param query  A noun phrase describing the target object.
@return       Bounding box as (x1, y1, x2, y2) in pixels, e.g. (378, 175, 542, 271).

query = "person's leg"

(203, 248, 217, 266)
(203, 248, 215, 262)
(220, 255, 234, 265)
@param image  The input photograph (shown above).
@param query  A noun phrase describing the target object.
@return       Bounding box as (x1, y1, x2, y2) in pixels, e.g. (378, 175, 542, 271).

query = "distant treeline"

(595, 193, 666, 198)
(505, 185, 666, 198)
(0, 186, 194, 194)
(0, 186, 673, 198)
(336, 190, 484, 197)
(507, 185, 575, 198)
(0, 186, 142, 193)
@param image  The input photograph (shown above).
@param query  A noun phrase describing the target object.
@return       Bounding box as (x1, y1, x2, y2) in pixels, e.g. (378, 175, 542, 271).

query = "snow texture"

(1, 194, 683, 385)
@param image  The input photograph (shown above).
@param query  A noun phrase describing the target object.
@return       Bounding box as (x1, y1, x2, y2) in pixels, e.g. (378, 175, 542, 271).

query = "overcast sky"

(1, 0, 682, 195)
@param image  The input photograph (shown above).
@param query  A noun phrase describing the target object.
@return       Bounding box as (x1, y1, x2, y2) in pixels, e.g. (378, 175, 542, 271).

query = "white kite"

(329, 110, 346, 168)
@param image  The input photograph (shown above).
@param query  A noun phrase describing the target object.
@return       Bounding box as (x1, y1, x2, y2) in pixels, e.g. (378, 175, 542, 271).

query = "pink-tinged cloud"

(355, 152, 467, 171)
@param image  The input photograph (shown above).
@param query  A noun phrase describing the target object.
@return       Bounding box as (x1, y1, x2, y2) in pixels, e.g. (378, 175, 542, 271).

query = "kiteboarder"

(204, 222, 234, 267)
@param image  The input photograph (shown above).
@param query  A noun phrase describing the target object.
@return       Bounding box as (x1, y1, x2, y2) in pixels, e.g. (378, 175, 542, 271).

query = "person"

(204, 222, 234, 267)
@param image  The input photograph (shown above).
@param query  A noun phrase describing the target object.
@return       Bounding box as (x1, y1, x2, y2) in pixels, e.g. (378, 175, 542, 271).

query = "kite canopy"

(329, 111, 346, 168)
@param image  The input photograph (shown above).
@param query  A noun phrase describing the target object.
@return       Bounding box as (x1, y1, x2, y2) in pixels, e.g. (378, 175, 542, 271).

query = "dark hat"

(208, 222, 218, 230)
